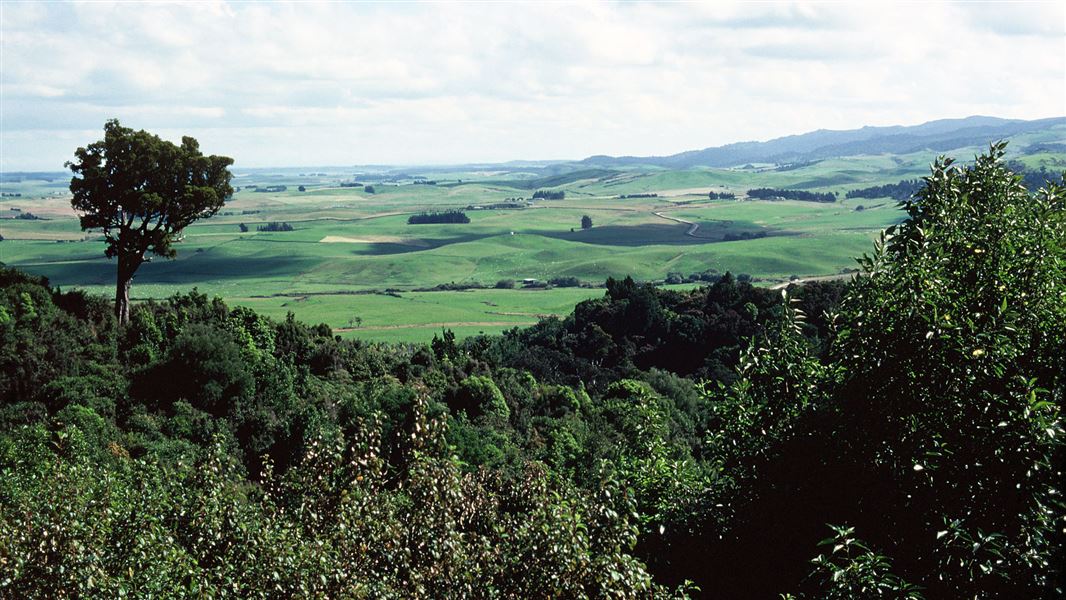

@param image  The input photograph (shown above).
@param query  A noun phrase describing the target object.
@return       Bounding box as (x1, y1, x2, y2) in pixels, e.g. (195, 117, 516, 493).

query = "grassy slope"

(3, 131, 1062, 342)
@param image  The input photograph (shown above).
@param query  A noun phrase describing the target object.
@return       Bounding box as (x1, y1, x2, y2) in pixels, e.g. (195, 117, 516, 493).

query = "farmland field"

(3, 132, 1063, 342)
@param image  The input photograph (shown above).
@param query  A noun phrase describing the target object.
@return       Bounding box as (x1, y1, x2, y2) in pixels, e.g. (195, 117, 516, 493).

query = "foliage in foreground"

(0, 396, 687, 598)
(816, 143, 1065, 596)
(729, 143, 1065, 598)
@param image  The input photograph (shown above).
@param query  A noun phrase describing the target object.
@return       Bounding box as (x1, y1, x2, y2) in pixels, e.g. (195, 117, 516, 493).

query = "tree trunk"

(115, 254, 141, 326)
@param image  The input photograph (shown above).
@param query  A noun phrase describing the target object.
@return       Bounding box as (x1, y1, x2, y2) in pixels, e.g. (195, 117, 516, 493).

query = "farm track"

(768, 272, 857, 290)
(565, 204, 644, 212)
(652, 212, 700, 237)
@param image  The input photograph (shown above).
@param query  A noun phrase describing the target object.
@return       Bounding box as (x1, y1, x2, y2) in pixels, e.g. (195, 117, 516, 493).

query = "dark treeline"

(407, 210, 471, 224)
(1007, 160, 1066, 191)
(774, 160, 819, 171)
(723, 230, 767, 241)
(746, 187, 836, 202)
(664, 269, 751, 285)
(845, 179, 923, 201)
(253, 185, 287, 193)
(467, 202, 526, 210)
(619, 193, 658, 199)
(547, 275, 583, 287)
(257, 221, 294, 232)
(707, 191, 736, 200)
(0, 147, 1062, 598)
(847, 166, 1065, 204)
(532, 189, 565, 200)
(339, 182, 364, 188)
(414, 277, 593, 292)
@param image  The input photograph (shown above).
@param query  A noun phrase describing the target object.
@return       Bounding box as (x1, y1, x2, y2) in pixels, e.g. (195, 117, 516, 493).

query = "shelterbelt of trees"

(1, 145, 1063, 598)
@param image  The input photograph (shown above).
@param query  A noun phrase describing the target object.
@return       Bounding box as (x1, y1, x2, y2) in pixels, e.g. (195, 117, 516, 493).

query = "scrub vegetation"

(0, 145, 1062, 597)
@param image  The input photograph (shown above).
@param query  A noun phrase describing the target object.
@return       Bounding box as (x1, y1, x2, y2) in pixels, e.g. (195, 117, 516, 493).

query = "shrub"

(548, 276, 581, 287)
(451, 375, 510, 422)
(134, 323, 254, 417)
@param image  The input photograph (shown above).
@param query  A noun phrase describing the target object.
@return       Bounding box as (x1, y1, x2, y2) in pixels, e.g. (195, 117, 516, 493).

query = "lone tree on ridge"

(67, 119, 234, 324)
(581, 214, 593, 229)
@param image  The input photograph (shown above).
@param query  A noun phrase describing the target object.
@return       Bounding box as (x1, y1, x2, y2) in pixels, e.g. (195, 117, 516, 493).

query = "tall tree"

(581, 214, 593, 229)
(68, 119, 233, 324)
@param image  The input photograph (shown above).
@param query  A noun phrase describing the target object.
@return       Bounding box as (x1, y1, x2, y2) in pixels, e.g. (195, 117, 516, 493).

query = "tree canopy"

(68, 119, 233, 323)
(2, 144, 1060, 597)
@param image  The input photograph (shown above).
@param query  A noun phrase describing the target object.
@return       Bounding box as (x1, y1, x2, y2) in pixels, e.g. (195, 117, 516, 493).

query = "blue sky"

(1, 1, 1063, 170)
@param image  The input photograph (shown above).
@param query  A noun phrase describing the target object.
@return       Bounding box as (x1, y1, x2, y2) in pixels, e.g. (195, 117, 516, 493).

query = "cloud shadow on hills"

(347, 232, 501, 255)
(13, 254, 327, 288)
(528, 222, 793, 247)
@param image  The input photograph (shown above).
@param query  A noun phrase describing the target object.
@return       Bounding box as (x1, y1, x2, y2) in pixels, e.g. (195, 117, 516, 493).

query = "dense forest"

(1, 146, 1063, 598)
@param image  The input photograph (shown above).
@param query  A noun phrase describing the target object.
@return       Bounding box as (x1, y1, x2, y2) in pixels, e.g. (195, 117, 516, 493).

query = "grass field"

(3, 134, 1063, 342)
(229, 287, 606, 342)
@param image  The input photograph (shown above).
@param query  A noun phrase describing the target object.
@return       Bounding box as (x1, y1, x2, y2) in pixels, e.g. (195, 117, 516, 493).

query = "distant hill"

(0, 171, 69, 183)
(580, 116, 1066, 168)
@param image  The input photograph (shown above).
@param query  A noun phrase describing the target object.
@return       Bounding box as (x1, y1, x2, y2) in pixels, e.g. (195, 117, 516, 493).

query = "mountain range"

(578, 115, 1065, 169)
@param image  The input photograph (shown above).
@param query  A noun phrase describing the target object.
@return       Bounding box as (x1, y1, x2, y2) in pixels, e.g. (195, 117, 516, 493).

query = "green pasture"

(5, 141, 1061, 343)
(229, 287, 605, 342)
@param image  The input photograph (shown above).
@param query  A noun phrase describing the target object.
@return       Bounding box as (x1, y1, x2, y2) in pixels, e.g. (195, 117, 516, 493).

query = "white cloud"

(1, 1, 1063, 170)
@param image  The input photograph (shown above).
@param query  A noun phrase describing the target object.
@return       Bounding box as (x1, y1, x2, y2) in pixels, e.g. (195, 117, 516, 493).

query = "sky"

(1, 1, 1064, 171)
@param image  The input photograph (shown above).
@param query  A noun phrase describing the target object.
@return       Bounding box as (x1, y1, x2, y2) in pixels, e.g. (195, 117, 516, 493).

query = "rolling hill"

(579, 115, 1066, 168)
